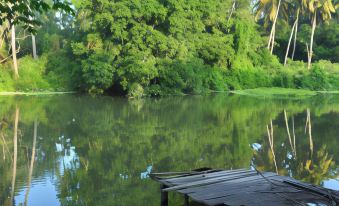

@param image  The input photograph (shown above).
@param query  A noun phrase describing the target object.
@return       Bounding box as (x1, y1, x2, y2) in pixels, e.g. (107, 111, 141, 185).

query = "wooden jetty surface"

(150, 168, 339, 206)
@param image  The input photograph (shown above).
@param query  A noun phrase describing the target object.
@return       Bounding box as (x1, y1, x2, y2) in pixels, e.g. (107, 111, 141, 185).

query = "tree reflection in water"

(0, 94, 337, 205)
(253, 108, 338, 187)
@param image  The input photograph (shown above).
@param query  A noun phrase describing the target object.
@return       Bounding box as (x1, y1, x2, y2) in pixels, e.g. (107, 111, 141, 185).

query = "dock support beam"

(184, 195, 189, 206)
(161, 184, 168, 206)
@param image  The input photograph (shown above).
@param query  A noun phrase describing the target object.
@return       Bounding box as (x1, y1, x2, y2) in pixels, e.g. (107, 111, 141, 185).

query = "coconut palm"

(284, 0, 302, 65)
(306, 0, 336, 69)
(255, 0, 288, 54)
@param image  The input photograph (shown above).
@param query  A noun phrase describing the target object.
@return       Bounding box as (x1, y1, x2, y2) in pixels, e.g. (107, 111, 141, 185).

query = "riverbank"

(2, 88, 339, 98)
(0, 91, 76, 96)
(231, 88, 339, 97)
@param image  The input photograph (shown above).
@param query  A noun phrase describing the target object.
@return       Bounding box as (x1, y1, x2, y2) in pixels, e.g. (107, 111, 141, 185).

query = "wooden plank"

(186, 174, 279, 200)
(151, 168, 338, 206)
(177, 172, 277, 195)
(284, 179, 339, 202)
(163, 169, 250, 185)
(163, 170, 257, 191)
(151, 169, 220, 179)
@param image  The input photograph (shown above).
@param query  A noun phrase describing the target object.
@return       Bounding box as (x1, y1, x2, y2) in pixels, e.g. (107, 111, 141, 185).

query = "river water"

(0, 94, 338, 205)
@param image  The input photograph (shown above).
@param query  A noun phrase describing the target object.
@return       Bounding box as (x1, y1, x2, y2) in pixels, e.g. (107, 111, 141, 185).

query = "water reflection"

(0, 94, 338, 205)
(253, 108, 338, 189)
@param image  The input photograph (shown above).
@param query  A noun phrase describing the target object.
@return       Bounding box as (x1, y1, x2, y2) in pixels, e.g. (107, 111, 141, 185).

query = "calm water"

(0, 94, 338, 205)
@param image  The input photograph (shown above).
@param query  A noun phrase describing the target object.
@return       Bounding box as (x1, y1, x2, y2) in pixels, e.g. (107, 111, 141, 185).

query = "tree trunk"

(308, 12, 317, 70)
(291, 10, 299, 60)
(227, 1, 236, 23)
(284, 21, 297, 65)
(32, 35, 37, 59)
(11, 25, 19, 79)
(11, 106, 19, 203)
(270, 26, 276, 54)
(267, 0, 281, 54)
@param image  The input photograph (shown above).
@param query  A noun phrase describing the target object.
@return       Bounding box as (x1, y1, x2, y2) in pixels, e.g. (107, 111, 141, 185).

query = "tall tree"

(254, 0, 288, 54)
(306, 0, 336, 69)
(31, 35, 37, 59)
(10, 24, 19, 78)
(284, 8, 300, 65)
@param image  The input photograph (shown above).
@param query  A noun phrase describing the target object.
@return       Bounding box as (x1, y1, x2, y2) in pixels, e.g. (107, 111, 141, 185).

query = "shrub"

(15, 56, 51, 91)
(0, 64, 15, 91)
(128, 83, 144, 99)
(296, 67, 329, 90)
(273, 69, 296, 88)
(81, 53, 115, 93)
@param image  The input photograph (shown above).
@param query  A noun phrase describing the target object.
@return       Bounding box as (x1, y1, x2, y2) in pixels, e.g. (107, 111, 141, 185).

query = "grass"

(0, 91, 76, 96)
(231, 88, 318, 97)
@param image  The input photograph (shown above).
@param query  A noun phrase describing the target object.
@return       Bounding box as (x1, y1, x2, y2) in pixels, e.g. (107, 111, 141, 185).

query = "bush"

(295, 67, 329, 90)
(224, 68, 272, 90)
(273, 69, 296, 88)
(45, 50, 81, 91)
(156, 58, 221, 94)
(0, 63, 15, 91)
(81, 53, 115, 93)
(15, 56, 51, 91)
(128, 83, 144, 99)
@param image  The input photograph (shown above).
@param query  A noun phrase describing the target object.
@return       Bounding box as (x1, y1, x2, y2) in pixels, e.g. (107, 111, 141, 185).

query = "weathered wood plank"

(177, 173, 277, 194)
(163, 170, 258, 191)
(151, 168, 338, 206)
(161, 169, 249, 185)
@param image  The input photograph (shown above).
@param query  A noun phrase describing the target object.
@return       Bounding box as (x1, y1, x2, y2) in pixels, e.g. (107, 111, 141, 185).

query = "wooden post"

(184, 195, 189, 206)
(160, 184, 168, 206)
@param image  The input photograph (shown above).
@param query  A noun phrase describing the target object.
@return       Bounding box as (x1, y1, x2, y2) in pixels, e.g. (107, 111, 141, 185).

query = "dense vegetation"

(0, 0, 338, 96)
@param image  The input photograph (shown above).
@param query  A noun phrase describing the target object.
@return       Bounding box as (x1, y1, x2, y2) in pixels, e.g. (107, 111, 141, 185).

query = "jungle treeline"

(0, 0, 338, 96)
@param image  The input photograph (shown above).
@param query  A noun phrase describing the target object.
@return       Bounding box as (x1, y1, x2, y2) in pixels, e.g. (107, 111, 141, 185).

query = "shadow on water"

(0, 94, 338, 205)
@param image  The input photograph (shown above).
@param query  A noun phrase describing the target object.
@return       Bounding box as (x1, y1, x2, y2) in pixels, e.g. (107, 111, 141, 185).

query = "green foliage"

(0, 0, 338, 96)
(68, 0, 267, 96)
(14, 56, 50, 91)
(45, 50, 80, 91)
(81, 53, 115, 93)
(0, 63, 14, 91)
(0, 54, 76, 92)
(155, 58, 227, 95)
(0, 0, 73, 33)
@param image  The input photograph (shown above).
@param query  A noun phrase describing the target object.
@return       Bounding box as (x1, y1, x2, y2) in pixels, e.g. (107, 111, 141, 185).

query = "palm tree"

(255, 0, 288, 54)
(284, 8, 300, 65)
(10, 25, 19, 78)
(306, 0, 336, 69)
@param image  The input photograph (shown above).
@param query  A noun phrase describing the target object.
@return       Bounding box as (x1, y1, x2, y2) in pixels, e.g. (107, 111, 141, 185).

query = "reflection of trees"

(0, 119, 10, 161)
(0, 95, 339, 205)
(305, 108, 313, 156)
(295, 145, 336, 185)
(284, 110, 296, 158)
(10, 106, 19, 205)
(266, 120, 278, 173)
(24, 118, 38, 206)
(253, 108, 338, 186)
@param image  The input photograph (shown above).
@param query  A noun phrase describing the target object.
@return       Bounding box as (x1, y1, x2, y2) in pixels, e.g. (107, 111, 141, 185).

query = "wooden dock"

(150, 168, 339, 206)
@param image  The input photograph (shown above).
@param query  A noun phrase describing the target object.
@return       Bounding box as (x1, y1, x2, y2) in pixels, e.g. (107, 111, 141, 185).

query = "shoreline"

(1, 88, 339, 97)
(0, 91, 77, 96)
